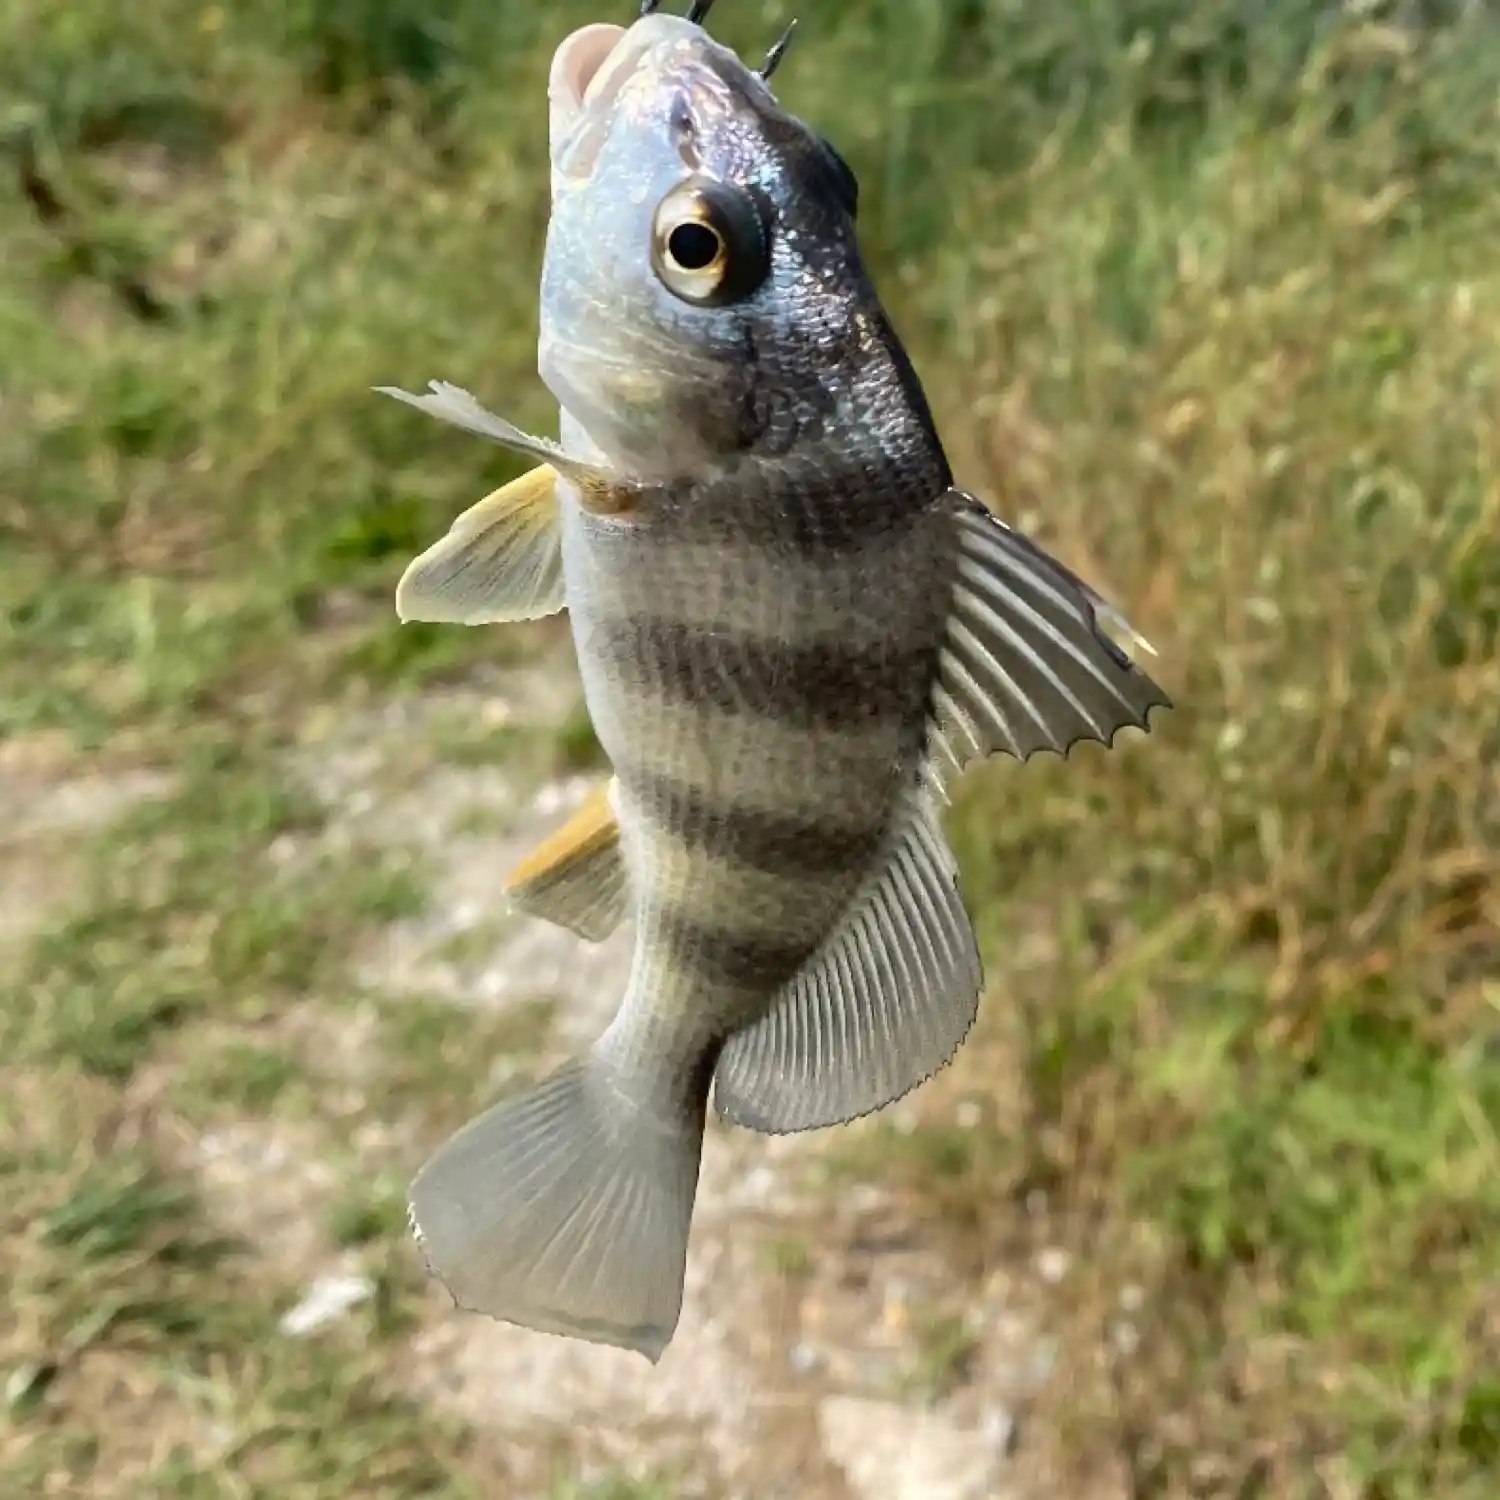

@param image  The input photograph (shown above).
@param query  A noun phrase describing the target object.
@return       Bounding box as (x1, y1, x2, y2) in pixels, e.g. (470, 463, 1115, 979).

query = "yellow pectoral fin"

(504, 777, 628, 942)
(396, 465, 564, 625)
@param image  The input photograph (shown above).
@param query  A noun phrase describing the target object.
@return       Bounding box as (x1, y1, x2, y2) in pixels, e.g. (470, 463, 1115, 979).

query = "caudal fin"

(407, 1054, 706, 1362)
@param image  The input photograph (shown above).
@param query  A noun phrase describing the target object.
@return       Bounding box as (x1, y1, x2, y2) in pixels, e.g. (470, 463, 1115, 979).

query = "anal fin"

(504, 778, 628, 942)
(712, 797, 982, 1135)
(397, 465, 564, 625)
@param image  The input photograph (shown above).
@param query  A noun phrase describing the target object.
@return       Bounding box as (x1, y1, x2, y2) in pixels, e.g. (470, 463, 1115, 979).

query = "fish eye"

(668, 222, 720, 271)
(650, 177, 770, 307)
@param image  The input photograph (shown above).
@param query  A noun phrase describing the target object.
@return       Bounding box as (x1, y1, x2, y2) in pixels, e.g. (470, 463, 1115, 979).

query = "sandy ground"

(7, 677, 1078, 1500)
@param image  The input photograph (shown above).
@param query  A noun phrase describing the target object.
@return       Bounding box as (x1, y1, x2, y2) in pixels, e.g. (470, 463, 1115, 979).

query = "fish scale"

(376, 5, 1170, 1363)
(561, 475, 940, 997)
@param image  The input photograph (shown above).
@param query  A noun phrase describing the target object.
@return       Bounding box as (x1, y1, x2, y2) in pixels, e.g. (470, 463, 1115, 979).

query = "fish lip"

(548, 22, 627, 150)
(548, 14, 724, 163)
(549, 23, 627, 114)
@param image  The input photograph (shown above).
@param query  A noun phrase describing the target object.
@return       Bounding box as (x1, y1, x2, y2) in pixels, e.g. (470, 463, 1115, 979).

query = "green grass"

(549, 1479, 676, 1500)
(4, 1, 1500, 1496)
(1, 1071, 488, 1497)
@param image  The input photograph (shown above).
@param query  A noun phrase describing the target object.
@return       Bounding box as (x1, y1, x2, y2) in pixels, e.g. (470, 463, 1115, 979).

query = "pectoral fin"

(397, 465, 565, 625)
(920, 492, 1171, 803)
(504, 778, 628, 942)
(376, 380, 640, 517)
(712, 796, 983, 1135)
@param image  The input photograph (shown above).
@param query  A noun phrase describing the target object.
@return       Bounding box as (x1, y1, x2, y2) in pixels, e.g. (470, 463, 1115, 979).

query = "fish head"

(542, 14, 871, 479)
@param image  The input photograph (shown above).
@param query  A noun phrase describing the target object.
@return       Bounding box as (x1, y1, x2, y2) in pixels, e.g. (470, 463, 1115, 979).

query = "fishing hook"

(686, 0, 717, 23)
(759, 19, 797, 81)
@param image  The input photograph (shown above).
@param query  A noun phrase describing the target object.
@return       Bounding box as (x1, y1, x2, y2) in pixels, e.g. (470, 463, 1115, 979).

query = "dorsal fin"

(921, 492, 1169, 804)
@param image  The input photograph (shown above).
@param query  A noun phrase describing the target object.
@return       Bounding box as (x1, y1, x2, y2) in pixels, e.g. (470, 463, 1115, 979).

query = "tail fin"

(407, 1053, 707, 1362)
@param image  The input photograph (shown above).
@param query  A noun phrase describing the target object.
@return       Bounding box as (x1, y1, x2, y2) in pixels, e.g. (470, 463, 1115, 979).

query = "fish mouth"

(549, 21, 664, 153)
(548, 14, 717, 162)
(550, 23, 628, 115)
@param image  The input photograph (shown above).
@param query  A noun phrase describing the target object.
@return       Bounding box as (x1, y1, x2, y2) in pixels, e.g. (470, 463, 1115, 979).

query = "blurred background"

(3, 1, 1497, 1497)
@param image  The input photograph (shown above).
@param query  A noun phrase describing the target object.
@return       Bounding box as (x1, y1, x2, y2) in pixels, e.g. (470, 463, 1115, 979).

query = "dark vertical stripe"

(623, 767, 885, 877)
(591, 619, 931, 731)
(651, 906, 820, 991)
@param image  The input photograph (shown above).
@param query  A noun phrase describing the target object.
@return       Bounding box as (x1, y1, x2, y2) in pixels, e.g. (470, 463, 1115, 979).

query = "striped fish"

(377, 5, 1170, 1363)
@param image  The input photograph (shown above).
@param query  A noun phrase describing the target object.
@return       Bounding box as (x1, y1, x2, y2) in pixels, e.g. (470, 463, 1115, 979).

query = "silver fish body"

(547, 11, 969, 1055)
(561, 446, 953, 997)
(380, 9, 1169, 1362)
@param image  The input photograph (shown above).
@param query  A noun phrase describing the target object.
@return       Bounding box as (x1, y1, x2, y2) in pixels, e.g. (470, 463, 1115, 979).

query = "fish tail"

(406, 1037, 709, 1363)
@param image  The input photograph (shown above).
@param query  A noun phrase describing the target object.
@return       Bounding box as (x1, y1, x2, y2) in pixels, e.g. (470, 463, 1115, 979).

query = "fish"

(377, 1, 1170, 1363)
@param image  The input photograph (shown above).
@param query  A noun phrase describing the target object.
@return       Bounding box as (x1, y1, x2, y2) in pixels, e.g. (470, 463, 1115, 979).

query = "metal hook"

(686, 1, 717, 24)
(759, 19, 797, 81)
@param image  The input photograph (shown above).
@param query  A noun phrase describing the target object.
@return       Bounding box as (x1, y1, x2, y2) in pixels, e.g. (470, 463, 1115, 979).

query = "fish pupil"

(668, 222, 720, 271)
